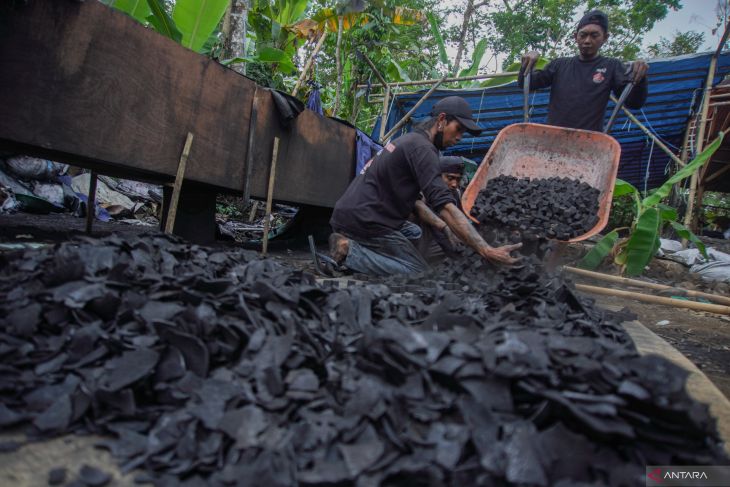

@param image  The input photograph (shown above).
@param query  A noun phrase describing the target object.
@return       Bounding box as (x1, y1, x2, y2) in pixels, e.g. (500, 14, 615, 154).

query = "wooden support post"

(247, 201, 259, 222)
(243, 87, 259, 204)
(381, 75, 448, 144)
(564, 266, 730, 306)
(575, 283, 730, 315)
(292, 30, 328, 97)
(164, 132, 194, 235)
(85, 171, 98, 234)
(261, 137, 280, 255)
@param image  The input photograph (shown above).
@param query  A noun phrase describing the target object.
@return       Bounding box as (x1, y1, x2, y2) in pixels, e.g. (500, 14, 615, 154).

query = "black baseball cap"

(577, 10, 609, 33)
(431, 96, 483, 135)
(439, 156, 465, 174)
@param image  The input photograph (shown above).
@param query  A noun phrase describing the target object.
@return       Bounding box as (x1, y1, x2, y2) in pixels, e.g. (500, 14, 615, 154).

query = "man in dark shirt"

(518, 10, 649, 132)
(329, 96, 521, 276)
(412, 156, 467, 263)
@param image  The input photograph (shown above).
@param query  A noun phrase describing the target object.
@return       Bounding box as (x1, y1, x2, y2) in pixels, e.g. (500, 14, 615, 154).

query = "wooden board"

(247, 90, 356, 207)
(0, 0, 356, 208)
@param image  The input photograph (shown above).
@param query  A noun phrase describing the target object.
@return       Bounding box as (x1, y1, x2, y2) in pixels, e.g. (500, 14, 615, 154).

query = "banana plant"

(580, 132, 723, 276)
(105, 0, 228, 54)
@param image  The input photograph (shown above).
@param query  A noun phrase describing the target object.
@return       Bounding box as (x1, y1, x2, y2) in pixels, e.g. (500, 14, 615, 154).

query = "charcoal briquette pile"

(0, 234, 727, 486)
(471, 176, 600, 241)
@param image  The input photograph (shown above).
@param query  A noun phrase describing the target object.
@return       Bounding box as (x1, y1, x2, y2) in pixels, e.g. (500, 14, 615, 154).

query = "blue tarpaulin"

(372, 52, 730, 190)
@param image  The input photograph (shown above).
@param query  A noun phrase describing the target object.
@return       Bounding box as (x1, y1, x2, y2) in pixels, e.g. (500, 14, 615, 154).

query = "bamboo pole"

(379, 85, 390, 142)
(705, 163, 730, 183)
(610, 96, 685, 167)
(564, 266, 730, 306)
(164, 133, 194, 235)
(261, 137, 280, 255)
(380, 75, 448, 144)
(360, 51, 389, 89)
(684, 54, 717, 231)
(356, 71, 519, 89)
(684, 22, 730, 231)
(575, 284, 730, 315)
(292, 30, 328, 97)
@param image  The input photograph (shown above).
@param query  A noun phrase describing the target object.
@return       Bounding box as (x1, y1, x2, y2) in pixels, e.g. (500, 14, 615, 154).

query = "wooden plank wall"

(0, 0, 355, 208)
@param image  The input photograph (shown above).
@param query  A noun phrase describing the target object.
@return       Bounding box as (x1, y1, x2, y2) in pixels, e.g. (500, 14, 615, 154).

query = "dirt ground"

(1, 211, 728, 401)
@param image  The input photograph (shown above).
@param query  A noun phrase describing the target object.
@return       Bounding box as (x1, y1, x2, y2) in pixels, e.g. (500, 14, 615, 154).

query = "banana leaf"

(642, 132, 723, 208)
(256, 46, 296, 73)
(624, 208, 660, 276)
(112, 0, 152, 23)
(657, 203, 677, 222)
(146, 0, 183, 42)
(578, 230, 618, 270)
(669, 221, 708, 259)
(173, 0, 230, 53)
(457, 38, 487, 80)
(427, 12, 448, 66)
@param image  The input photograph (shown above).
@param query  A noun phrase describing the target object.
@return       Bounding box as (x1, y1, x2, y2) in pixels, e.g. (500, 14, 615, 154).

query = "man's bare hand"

(521, 51, 540, 71)
(480, 243, 522, 265)
(631, 60, 649, 83)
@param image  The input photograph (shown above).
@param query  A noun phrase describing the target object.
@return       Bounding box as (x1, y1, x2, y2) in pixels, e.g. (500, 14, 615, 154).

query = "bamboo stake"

(165, 132, 194, 234)
(261, 137, 280, 255)
(85, 171, 98, 234)
(575, 284, 730, 315)
(705, 163, 730, 184)
(564, 266, 730, 306)
(610, 96, 685, 167)
(292, 30, 328, 97)
(381, 75, 448, 144)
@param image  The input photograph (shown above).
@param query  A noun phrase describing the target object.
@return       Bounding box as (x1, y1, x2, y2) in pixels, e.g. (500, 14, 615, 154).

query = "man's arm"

(439, 203, 521, 265)
(414, 199, 447, 231)
(518, 51, 555, 90)
(616, 60, 649, 109)
(415, 199, 459, 249)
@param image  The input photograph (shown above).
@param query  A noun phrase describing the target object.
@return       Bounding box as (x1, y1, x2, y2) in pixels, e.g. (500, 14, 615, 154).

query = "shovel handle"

(604, 82, 634, 133)
(523, 71, 531, 123)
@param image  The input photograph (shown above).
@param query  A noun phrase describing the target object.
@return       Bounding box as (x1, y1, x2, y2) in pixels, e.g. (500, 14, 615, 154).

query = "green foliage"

(173, 0, 230, 52)
(111, 0, 152, 23)
(646, 30, 705, 58)
(146, 0, 183, 43)
(427, 12, 449, 67)
(579, 134, 722, 276)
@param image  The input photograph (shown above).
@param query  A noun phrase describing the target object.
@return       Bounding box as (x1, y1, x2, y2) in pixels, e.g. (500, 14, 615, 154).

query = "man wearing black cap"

(518, 10, 649, 131)
(410, 156, 469, 263)
(328, 96, 521, 276)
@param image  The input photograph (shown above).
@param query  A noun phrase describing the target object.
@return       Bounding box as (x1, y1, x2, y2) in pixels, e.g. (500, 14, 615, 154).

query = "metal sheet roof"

(372, 51, 730, 190)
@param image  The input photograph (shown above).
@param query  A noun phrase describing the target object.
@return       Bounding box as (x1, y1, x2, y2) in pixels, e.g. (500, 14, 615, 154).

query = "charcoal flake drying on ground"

(471, 176, 600, 241)
(0, 234, 727, 486)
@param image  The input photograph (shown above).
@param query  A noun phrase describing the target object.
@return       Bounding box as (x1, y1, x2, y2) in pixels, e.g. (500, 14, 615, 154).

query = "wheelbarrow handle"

(603, 82, 634, 133)
(523, 71, 531, 123)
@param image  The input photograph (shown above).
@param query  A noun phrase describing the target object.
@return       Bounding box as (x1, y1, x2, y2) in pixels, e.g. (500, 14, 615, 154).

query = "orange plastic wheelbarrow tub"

(461, 123, 621, 243)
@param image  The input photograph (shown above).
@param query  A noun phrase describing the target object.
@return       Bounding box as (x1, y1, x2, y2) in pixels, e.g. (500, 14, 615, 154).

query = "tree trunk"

(452, 0, 474, 76)
(333, 16, 344, 116)
(223, 0, 248, 75)
(452, 0, 489, 76)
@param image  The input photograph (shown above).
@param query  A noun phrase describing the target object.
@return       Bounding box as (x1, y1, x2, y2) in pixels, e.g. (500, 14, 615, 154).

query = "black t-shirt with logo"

(519, 55, 648, 131)
(330, 130, 457, 239)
